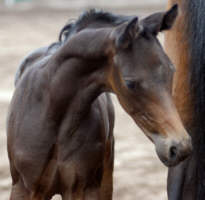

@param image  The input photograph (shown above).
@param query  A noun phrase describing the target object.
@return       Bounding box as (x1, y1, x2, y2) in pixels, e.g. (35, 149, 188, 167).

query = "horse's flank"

(166, 0, 205, 199)
(165, 1, 193, 128)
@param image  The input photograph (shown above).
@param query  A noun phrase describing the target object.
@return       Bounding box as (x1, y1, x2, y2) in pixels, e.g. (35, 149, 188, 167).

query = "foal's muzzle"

(155, 136, 192, 167)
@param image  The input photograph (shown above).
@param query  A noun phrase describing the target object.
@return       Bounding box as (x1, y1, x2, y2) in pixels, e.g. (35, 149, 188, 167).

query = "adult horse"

(7, 6, 191, 200)
(166, 0, 205, 200)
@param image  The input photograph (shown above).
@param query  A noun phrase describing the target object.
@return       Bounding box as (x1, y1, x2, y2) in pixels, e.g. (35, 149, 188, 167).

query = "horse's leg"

(84, 188, 101, 200)
(168, 162, 186, 200)
(10, 179, 52, 200)
(62, 187, 101, 200)
(99, 141, 114, 200)
(100, 167, 113, 200)
(10, 180, 30, 200)
(10, 183, 47, 200)
(99, 94, 114, 200)
(168, 156, 197, 200)
(30, 194, 45, 200)
(62, 189, 84, 200)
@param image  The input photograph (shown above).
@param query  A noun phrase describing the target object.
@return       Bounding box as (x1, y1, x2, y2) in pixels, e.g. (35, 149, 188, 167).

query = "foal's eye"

(125, 80, 137, 90)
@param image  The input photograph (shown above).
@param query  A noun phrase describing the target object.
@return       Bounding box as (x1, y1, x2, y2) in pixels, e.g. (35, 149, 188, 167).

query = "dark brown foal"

(7, 6, 191, 200)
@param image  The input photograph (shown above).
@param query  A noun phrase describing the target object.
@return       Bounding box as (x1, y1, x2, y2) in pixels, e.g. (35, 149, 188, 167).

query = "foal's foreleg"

(62, 188, 101, 200)
(85, 188, 101, 200)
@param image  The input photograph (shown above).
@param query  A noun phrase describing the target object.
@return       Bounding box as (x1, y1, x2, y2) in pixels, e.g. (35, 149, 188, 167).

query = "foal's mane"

(58, 9, 130, 43)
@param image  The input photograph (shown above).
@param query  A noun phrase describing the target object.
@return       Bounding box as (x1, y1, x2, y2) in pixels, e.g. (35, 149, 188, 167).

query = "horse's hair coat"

(186, 0, 205, 198)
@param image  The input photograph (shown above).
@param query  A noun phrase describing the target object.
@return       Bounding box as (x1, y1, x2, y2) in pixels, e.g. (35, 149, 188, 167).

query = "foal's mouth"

(155, 136, 192, 167)
(157, 149, 190, 167)
(133, 114, 192, 167)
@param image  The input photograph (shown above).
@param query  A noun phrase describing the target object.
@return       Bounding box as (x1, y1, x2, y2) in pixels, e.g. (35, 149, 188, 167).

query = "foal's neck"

(47, 56, 110, 141)
(47, 28, 114, 132)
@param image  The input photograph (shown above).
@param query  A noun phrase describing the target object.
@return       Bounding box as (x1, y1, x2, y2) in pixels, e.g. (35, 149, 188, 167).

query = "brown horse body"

(166, 0, 205, 199)
(8, 33, 115, 200)
(7, 8, 192, 200)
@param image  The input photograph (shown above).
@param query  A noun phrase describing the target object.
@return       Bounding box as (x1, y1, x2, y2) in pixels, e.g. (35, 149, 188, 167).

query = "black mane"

(58, 9, 131, 43)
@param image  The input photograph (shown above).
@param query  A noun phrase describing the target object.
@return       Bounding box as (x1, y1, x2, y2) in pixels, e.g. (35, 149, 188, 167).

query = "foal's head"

(108, 5, 192, 166)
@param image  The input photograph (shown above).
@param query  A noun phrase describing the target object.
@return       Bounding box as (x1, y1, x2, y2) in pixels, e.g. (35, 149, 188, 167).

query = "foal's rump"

(7, 73, 58, 191)
(14, 46, 47, 86)
(14, 43, 60, 86)
(7, 46, 59, 191)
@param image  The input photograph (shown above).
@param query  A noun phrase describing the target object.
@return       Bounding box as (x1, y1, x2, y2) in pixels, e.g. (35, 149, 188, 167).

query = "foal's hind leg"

(10, 181, 47, 200)
(10, 180, 30, 200)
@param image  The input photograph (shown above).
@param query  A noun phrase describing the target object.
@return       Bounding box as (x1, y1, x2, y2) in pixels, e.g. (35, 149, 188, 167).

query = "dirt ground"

(0, 6, 167, 200)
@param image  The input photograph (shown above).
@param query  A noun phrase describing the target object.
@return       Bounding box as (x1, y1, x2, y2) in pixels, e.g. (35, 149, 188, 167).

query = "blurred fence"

(2, 0, 167, 13)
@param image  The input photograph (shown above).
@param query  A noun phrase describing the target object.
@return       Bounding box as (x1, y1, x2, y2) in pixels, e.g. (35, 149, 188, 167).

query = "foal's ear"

(141, 4, 178, 35)
(115, 17, 140, 49)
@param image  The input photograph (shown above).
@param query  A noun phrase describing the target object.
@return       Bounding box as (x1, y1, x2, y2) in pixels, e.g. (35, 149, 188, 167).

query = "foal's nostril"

(169, 146, 178, 160)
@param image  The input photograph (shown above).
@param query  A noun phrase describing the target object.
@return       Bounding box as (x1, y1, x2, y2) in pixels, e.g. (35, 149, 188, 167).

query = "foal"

(7, 5, 192, 200)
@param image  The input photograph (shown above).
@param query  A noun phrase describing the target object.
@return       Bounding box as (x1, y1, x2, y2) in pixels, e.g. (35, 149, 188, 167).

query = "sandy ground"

(0, 5, 168, 200)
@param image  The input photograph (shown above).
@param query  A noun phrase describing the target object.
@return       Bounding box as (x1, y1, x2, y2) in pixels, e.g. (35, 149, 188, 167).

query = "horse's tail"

(186, 0, 205, 198)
